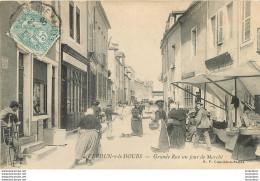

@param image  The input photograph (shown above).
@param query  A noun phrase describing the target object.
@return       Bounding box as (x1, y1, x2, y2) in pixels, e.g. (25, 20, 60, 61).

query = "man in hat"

(0, 101, 26, 165)
(105, 105, 118, 140)
(92, 101, 101, 120)
(193, 102, 212, 151)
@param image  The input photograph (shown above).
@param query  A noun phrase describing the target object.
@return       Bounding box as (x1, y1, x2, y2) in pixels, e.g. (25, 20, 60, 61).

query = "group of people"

(151, 100, 213, 152)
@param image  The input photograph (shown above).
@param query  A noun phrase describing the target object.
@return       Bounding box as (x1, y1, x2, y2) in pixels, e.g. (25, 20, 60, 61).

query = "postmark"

(9, 5, 60, 58)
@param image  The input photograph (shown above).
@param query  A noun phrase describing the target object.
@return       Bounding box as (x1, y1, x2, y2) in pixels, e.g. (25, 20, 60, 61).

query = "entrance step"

(34, 146, 58, 160)
(19, 136, 36, 145)
(20, 141, 46, 154)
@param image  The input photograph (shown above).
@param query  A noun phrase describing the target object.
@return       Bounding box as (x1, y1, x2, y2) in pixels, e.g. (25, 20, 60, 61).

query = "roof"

(97, 2, 111, 29)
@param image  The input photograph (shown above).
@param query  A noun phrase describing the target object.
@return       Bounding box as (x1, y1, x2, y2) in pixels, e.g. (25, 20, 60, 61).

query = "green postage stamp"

(9, 6, 59, 58)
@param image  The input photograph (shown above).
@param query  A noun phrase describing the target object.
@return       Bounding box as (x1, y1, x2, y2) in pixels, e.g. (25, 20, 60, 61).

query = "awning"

(205, 52, 233, 71)
(172, 61, 260, 105)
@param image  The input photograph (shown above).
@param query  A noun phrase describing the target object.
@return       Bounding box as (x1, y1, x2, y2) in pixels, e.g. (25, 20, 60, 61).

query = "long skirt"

(158, 120, 169, 150)
(169, 125, 185, 149)
(131, 116, 143, 136)
(75, 130, 100, 160)
(231, 134, 257, 161)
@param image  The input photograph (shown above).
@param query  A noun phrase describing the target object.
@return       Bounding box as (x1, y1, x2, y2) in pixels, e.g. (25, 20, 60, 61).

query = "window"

(76, 7, 80, 44)
(66, 67, 87, 114)
(217, 10, 224, 44)
(191, 27, 197, 56)
(171, 45, 175, 68)
(211, 16, 216, 46)
(69, 2, 74, 39)
(184, 85, 193, 107)
(227, 3, 233, 38)
(33, 59, 47, 115)
(242, 1, 251, 42)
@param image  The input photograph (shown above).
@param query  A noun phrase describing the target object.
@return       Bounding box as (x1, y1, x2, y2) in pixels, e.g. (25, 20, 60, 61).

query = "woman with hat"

(131, 102, 143, 137)
(151, 100, 169, 152)
(72, 108, 102, 167)
(168, 103, 186, 149)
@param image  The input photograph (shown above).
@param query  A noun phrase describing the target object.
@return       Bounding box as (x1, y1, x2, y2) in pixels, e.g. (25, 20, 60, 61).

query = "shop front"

(61, 44, 89, 130)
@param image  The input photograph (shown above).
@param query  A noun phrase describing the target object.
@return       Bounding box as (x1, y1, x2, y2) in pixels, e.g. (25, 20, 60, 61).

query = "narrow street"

(14, 106, 259, 169)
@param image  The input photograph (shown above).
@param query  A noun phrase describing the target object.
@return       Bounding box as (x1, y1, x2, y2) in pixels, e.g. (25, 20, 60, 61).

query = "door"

(18, 52, 24, 137)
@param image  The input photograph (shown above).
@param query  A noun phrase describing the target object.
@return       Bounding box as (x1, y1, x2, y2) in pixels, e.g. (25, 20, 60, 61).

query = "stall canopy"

(172, 61, 260, 109)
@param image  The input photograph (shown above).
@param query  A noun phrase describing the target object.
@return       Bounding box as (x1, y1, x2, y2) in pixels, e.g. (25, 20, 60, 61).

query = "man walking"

(193, 102, 212, 151)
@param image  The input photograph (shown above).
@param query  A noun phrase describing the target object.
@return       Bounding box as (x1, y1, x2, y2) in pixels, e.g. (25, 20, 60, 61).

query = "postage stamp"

(9, 6, 59, 58)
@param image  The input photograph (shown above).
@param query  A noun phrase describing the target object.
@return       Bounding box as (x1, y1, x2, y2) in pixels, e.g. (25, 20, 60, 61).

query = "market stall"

(172, 61, 260, 160)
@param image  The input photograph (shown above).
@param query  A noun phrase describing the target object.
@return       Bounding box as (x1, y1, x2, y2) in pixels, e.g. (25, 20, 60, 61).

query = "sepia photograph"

(0, 0, 260, 170)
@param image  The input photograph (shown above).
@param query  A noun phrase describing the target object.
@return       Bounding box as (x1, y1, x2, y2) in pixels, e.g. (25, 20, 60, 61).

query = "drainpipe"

(58, 1, 61, 129)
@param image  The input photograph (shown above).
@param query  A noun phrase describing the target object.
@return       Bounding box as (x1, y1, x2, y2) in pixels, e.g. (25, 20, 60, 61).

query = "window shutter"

(88, 23, 94, 52)
(257, 28, 260, 52)
(217, 10, 224, 44)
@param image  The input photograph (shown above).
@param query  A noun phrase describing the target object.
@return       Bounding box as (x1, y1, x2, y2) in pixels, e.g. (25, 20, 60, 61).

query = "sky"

(102, 1, 191, 91)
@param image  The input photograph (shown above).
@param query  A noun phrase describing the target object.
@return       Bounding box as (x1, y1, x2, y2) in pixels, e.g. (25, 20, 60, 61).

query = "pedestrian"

(92, 101, 101, 120)
(0, 101, 27, 166)
(193, 102, 212, 151)
(151, 100, 169, 153)
(131, 102, 143, 137)
(105, 105, 118, 140)
(72, 108, 102, 168)
(168, 103, 186, 149)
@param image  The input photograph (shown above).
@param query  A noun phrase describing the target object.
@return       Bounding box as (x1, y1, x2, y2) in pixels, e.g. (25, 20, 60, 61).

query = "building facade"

(161, 1, 260, 121)
(87, 1, 111, 111)
(108, 43, 126, 108)
(134, 79, 153, 102)
(0, 1, 61, 161)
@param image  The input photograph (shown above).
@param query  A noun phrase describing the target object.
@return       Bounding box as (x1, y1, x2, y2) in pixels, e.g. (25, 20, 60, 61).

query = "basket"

(149, 122, 159, 130)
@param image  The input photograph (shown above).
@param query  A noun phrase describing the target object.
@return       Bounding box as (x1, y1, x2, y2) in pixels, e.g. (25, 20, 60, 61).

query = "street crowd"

(1, 97, 259, 168)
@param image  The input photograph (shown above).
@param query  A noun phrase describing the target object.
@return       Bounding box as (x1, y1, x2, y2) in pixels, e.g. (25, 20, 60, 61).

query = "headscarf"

(84, 108, 94, 116)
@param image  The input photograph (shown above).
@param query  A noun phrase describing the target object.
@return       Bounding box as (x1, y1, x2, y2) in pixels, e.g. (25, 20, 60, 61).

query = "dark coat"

(93, 105, 101, 119)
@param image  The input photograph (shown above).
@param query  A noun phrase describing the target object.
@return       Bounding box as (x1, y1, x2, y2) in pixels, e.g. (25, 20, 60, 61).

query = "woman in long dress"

(151, 100, 169, 152)
(168, 104, 186, 149)
(131, 102, 143, 137)
(72, 108, 102, 167)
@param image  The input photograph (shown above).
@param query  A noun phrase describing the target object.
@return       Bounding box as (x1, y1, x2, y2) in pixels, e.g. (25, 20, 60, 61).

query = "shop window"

(33, 59, 47, 115)
(66, 67, 87, 114)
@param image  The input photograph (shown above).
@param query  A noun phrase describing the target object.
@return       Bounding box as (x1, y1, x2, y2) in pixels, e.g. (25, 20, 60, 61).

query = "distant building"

(134, 79, 153, 102)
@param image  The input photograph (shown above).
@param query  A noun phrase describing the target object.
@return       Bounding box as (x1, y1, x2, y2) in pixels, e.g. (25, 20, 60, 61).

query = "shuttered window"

(184, 85, 193, 108)
(69, 2, 74, 39)
(76, 7, 80, 44)
(217, 10, 224, 44)
(257, 28, 260, 51)
(242, 1, 251, 42)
